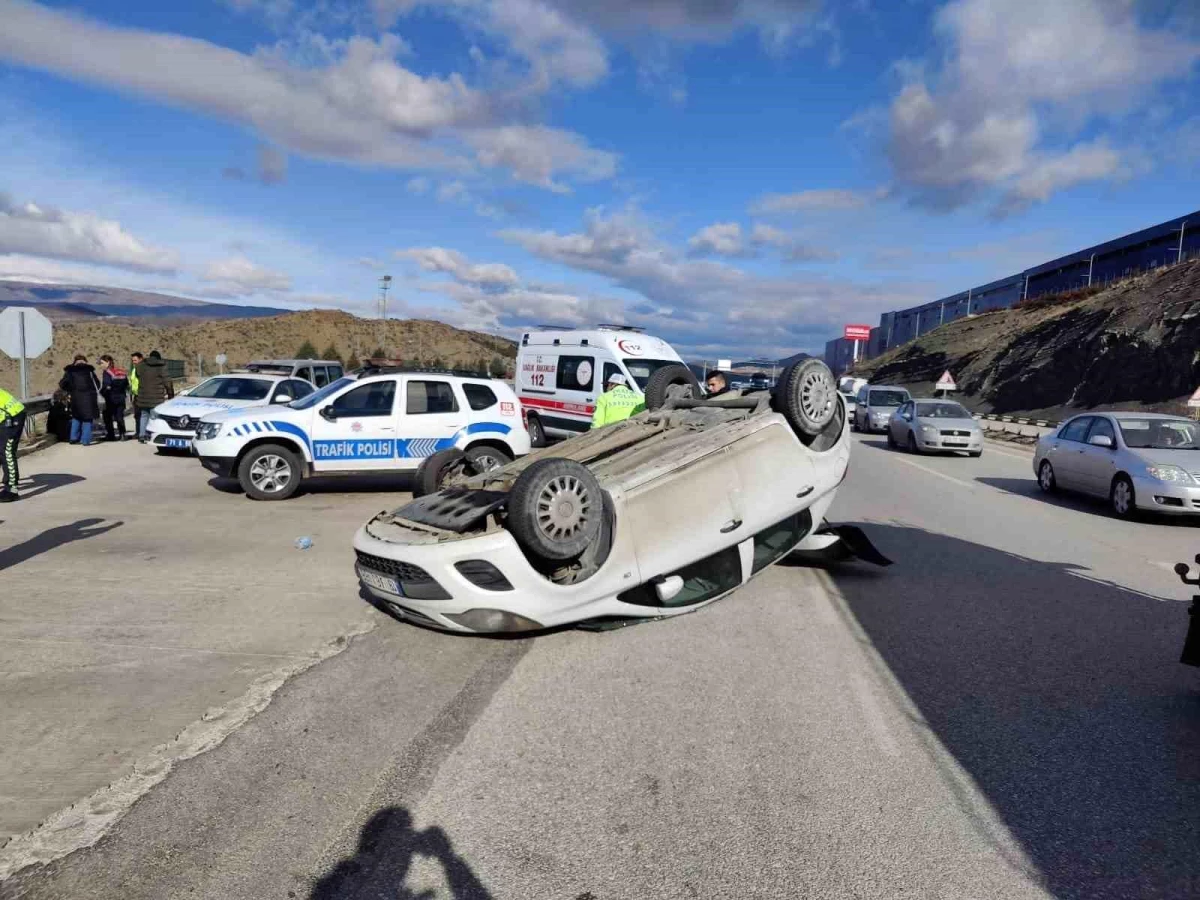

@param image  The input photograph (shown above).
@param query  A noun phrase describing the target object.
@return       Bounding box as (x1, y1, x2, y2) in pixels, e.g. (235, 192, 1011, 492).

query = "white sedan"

(147, 374, 314, 451)
(354, 359, 889, 634)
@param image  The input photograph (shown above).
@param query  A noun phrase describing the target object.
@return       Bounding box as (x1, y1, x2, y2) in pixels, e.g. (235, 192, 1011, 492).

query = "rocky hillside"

(854, 259, 1200, 420)
(0, 309, 516, 397)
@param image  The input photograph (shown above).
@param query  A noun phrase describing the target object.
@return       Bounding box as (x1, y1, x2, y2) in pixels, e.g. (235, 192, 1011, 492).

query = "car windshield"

(869, 390, 908, 407)
(187, 377, 272, 401)
(915, 402, 970, 419)
(623, 359, 681, 390)
(1118, 418, 1200, 450)
(290, 376, 355, 410)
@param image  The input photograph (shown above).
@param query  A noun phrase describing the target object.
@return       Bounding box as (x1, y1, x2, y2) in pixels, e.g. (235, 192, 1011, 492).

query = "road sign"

(936, 370, 957, 392)
(717, 358, 732, 369)
(1189, 386, 1200, 408)
(0, 306, 54, 401)
(844, 324, 872, 341)
(215, 353, 228, 366)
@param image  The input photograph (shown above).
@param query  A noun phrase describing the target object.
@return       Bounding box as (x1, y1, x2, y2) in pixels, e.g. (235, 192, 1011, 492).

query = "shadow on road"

(828, 523, 1200, 900)
(0, 518, 123, 570)
(978, 477, 1200, 529)
(18, 473, 86, 501)
(311, 806, 493, 900)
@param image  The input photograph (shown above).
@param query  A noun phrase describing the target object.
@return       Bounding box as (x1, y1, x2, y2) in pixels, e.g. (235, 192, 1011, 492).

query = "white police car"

(146, 374, 315, 451)
(193, 366, 530, 500)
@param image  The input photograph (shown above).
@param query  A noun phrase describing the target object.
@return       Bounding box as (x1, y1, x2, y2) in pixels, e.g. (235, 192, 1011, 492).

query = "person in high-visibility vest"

(590, 372, 645, 429)
(0, 386, 26, 503)
(129, 352, 143, 438)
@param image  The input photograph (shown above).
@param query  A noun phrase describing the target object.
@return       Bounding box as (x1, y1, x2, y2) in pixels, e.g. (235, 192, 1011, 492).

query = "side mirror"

(274, 394, 292, 404)
(320, 405, 337, 421)
(1089, 434, 1114, 449)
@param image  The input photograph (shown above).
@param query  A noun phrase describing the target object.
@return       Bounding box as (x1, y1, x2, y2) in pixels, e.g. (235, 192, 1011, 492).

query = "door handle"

(720, 519, 743, 533)
(796, 485, 814, 498)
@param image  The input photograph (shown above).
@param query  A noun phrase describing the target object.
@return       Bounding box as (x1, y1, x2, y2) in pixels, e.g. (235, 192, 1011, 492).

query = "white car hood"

(154, 396, 262, 419)
(201, 403, 295, 424)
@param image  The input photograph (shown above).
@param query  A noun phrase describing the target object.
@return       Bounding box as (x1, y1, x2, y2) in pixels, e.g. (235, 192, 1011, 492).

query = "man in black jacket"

(134, 350, 174, 443)
(99, 355, 130, 441)
(59, 354, 101, 446)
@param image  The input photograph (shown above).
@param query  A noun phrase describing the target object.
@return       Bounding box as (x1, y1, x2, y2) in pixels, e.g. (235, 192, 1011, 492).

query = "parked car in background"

(244, 359, 345, 388)
(749, 373, 772, 391)
(146, 374, 314, 451)
(853, 385, 911, 433)
(841, 390, 857, 419)
(887, 399, 983, 456)
(1034, 412, 1200, 519)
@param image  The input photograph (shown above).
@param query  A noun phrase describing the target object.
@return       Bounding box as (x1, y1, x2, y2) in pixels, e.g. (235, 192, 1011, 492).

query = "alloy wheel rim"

(1040, 464, 1052, 490)
(1114, 482, 1131, 513)
(249, 454, 291, 493)
(799, 369, 835, 426)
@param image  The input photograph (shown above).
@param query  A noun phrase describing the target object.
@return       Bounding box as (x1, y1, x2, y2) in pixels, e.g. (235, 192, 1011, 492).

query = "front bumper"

(916, 432, 984, 453)
(1133, 475, 1200, 515)
(145, 422, 197, 450)
(198, 455, 238, 478)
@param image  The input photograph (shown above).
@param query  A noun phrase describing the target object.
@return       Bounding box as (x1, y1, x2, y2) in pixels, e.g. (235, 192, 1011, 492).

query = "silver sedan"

(1033, 412, 1200, 519)
(887, 399, 984, 456)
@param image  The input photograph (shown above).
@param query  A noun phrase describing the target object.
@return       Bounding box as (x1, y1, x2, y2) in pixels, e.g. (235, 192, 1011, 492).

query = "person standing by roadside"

(59, 354, 101, 446)
(129, 352, 143, 432)
(134, 350, 174, 443)
(590, 372, 645, 429)
(98, 355, 130, 441)
(0, 385, 25, 502)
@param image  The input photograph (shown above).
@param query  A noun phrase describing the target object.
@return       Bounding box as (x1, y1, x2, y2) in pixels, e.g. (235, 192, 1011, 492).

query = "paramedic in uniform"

(591, 372, 645, 429)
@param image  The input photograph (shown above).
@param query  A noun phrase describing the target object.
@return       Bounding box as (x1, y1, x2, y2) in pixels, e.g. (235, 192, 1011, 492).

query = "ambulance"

(515, 325, 687, 445)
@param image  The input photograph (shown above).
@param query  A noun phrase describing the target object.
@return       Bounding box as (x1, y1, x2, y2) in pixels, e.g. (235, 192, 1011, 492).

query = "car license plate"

(165, 437, 191, 449)
(358, 567, 402, 595)
(945, 441, 967, 447)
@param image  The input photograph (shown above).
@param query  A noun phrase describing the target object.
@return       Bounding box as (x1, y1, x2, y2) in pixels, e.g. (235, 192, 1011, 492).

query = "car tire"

(969, 450, 982, 458)
(886, 429, 896, 449)
(1111, 475, 1137, 520)
(465, 444, 512, 473)
(1037, 460, 1056, 493)
(413, 448, 469, 498)
(644, 364, 701, 410)
(772, 359, 838, 439)
(239, 444, 302, 501)
(507, 458, 604, 563)
(526, 414, 547, 448)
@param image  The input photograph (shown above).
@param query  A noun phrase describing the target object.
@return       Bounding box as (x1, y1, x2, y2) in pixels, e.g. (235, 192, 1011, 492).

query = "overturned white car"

(353, 359, 885, 633)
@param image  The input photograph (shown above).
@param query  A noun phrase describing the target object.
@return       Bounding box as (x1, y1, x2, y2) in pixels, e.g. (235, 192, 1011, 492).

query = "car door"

(399, 378, 467, 463)
(855, 386, 869, 428)
(309, 378, 399, 471)
(1047, 416, 1093, 489)
(891, 401, 913, 443)
(553, 353, 598, 433)
(1075, 416, 1119, 495)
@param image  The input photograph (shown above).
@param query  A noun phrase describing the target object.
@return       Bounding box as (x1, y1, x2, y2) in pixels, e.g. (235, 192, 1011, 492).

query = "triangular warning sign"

(935, 370, 957, 391)
(1189, 385, 1200, 407)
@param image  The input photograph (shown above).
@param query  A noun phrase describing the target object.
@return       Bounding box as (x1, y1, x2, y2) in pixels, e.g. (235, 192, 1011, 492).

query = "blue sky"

(1, 0, 1198, 359)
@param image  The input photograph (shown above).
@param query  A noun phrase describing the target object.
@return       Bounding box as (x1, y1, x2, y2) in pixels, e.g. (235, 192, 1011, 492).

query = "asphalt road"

(4, 433, 1200, 899)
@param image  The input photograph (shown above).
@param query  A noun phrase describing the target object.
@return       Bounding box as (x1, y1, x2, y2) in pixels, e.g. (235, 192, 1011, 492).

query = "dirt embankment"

(854, 259, 1200, 420)
(0, 310, 516, 397)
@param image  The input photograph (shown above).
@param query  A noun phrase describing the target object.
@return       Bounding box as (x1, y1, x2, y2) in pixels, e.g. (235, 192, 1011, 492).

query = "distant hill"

(0, 309, 517, 397)
(0, 280, 284, 321)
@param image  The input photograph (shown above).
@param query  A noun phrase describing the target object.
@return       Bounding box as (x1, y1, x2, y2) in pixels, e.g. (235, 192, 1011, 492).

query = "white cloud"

(406, 176, 432, 195)
(751, 187, 885, 214)
(884, 0, 1200, 211)
(688, 222, 746, 256)
(201, 255, 292, 292)
(399, 247, 520, 287)
(257, 145, 288, 184)
(0, 0, 616, 190)
(0, 192, 178, 273)
(437, 180, 470, 203)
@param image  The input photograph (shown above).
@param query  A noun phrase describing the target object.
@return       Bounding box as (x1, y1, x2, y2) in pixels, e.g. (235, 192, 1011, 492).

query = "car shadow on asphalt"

(310, 805, 494, 900)
(16, 473, 86, 500)
(0, 517, 123, 570)
(978, 477, 1200, 529)
(207, 473, 415, 497)
(827, 522, 1200, 900)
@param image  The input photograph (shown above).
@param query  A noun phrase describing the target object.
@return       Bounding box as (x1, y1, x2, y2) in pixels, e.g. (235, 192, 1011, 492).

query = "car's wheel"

(413, 448, 469, 497)
(239, 444, 302, 501)
(886, 428, 897, 449)
(907, 433, 918, 454)
(773, 359, 838, 439)
(526, 414, 547, 448)
(644, 364, 701, 410)
(1111, 475, 1137, 520)
(1037, 460, 1056, 493)
(465, 444, 511, 473)
(507, 458, 604, 563)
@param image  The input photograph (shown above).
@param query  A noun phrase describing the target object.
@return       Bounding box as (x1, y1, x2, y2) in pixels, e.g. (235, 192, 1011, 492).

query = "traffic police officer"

(590, 372, 645, 429)
(0, 386, 26, 502)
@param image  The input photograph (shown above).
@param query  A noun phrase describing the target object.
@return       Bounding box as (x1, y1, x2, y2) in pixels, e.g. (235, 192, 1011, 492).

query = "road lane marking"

(887, 453, 978, 490)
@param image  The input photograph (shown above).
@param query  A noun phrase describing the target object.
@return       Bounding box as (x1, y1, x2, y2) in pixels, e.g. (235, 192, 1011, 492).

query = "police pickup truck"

(193, 366, 530, 500)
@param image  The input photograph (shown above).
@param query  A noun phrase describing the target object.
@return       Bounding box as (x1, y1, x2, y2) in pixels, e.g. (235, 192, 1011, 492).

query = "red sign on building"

(843, 324, 872, 341)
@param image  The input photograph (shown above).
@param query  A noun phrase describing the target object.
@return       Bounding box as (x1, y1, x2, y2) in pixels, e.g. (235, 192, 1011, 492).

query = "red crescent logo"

(617, 339, 643, 356)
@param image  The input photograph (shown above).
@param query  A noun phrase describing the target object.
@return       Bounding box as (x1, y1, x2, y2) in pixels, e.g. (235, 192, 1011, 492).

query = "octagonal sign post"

(0, 306, 54, 401)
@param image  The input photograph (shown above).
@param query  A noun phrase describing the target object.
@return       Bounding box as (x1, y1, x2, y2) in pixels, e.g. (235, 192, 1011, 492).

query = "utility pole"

(376, 274, 392, 359)
(1087, 253, 1095, 287)
(1179, 221, 1188, 265)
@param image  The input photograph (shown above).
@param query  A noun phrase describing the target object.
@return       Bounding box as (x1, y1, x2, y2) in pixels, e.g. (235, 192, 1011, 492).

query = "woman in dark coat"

(59, 354, 101, 446)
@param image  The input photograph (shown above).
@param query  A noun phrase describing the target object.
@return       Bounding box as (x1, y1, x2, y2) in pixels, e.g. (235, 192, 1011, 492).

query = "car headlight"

(920, 424, 938, 437)
(1147, 465, 1195, 484)
(149, 409, 160, 420)
(196, 422, 222, 440)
